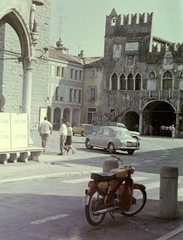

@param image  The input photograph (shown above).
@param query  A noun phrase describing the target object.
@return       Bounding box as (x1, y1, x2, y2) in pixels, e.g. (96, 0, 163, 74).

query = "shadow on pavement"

(48, 146, 183, 176)
(0, 192, 182, 240)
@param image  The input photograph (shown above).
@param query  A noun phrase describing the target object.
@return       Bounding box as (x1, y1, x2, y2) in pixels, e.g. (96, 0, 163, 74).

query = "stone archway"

(124, 111, 139, 131)
(72, 108, 81, 127)
(0, 7, 32, 116)
(0, 2, 49, 132)
(54, 107, 61, 129)
(63, 108, 71, 122)
(0, 8, 31, 57)
(143, 101, 175, 135)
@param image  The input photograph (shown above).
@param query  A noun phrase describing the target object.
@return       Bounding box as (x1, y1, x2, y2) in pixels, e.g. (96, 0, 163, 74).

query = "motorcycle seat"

(91, 172, 116, 182)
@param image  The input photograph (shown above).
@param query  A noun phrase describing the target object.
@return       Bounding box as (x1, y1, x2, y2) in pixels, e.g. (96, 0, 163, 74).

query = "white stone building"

(47, 39, 83, 128)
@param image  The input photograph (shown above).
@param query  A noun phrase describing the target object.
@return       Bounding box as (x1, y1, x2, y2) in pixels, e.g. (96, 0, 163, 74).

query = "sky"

(49, 0, 183, 57)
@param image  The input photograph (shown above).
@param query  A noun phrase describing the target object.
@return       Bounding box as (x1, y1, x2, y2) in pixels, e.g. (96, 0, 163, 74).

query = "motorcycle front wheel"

(85, 191, 106, 226)
(121, 188, 147, 216)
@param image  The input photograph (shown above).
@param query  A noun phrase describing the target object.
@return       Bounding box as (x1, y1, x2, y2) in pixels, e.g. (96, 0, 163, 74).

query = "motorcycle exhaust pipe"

(93, 206, 119, 216)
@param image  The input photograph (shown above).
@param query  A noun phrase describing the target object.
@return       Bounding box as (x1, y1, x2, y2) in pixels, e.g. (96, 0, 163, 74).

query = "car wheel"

(81, 131, 85, 136)
(127, 150, 135, 155)
(108, 143, 115, 154)
(85, 139, 93, 149)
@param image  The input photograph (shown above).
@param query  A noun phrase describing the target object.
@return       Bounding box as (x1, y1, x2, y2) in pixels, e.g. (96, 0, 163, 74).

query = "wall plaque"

(125, 42, 139, 51)
(113, 45, 122, 58)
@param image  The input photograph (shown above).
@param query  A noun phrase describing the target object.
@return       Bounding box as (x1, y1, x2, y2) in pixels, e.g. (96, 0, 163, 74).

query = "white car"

(109, 122, 140, 140)
(85, 126, 140, 155)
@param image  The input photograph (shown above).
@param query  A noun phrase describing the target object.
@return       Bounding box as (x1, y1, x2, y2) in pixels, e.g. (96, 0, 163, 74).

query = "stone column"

(175, 91, 181, 137)
(175, 112, 179, 137)
(139, 110, 143, 134)
(117, 76, 120, 90)
(78, 110, 81, 125)
(50, 107, 54, 125)
(160, 166, 178, 219)
(22, 59, 33, 117)
(69, 109, 73, 125)
(60, 109, 64, 121)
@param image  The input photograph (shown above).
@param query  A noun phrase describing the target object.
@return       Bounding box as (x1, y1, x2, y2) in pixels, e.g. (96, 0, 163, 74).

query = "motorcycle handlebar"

(110, 154, 120, 160)
(110, 155, 135, 173)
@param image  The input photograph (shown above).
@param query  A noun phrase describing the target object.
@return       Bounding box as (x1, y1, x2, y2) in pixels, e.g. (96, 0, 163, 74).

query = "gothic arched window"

(120, 73, 126, 90)
(162, 70, 173, 90)
(127, 73, 133, 90)
(111, 73, 118, 90)
(135, 73, 141, 90)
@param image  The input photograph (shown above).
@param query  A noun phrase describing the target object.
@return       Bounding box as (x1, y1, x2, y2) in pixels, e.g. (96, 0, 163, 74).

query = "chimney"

(78, 50, 84, 58)
(55, 38, 68, 53)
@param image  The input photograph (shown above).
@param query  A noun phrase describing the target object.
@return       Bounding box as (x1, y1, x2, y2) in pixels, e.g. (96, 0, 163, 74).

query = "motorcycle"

(83, 155, 147, 226)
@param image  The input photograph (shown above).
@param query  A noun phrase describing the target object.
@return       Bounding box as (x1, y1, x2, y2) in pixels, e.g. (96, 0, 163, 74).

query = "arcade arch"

(72, 108, 81, 126)
(47, 106, 81, 129)
(0, 8, 32, 58)
(142, 101, 175, 135)
(0, 8, 32, 115)
(124, 111, 139, 131)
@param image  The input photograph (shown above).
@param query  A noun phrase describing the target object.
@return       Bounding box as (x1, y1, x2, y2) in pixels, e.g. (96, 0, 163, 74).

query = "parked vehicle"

(109, 122, 140, 140)
(85, 122, 140, 141)
(83, 155, 147, 226)
(85, 126, 140, 155)
(72, 124, 91, 136)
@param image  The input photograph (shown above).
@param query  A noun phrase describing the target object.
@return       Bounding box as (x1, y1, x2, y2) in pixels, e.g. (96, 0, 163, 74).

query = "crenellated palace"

(92, 9, 183, 136)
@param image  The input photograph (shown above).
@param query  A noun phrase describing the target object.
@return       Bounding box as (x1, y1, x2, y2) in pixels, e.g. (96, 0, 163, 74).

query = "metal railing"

(109, 93, 140, 120)
(109, 89, 183, 121)
(140, 90, 180, 99)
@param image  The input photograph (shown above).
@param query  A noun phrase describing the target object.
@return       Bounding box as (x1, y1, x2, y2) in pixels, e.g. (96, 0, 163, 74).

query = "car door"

(91, 127, 103, 146)
(100, 128, 111, 147)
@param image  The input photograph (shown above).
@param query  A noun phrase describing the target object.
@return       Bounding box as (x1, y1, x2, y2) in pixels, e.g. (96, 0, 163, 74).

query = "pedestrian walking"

(65, 122, 76, 154)
(57, 118, 68, 155)
(171, 124, 175, 140)
(38, 117, 52, 152)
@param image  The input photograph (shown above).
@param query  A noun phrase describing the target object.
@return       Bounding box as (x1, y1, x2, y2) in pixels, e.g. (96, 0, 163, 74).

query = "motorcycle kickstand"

(109, 211, 116, 223)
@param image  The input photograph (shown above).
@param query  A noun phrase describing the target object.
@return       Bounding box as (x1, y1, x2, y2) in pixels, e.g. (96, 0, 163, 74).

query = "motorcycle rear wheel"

(85, 191, 106, 226)
(121, 188, 147, 216)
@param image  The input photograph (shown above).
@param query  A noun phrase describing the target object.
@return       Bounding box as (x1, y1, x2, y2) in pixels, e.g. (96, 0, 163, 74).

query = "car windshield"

(114, 129, 131, 137)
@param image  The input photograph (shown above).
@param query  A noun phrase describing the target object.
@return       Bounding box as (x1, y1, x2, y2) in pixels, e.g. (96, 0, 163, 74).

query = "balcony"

(140, 90, 181, 100)
(109, 89, 183, 121)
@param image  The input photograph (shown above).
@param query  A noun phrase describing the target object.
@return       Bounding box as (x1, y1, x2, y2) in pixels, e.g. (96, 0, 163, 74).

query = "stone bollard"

(103, 159, 118, 172)
(160, 166, 179, 219)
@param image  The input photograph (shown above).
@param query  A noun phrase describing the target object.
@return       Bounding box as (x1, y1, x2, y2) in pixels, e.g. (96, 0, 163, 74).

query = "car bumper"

(117, 146, 140, 151)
